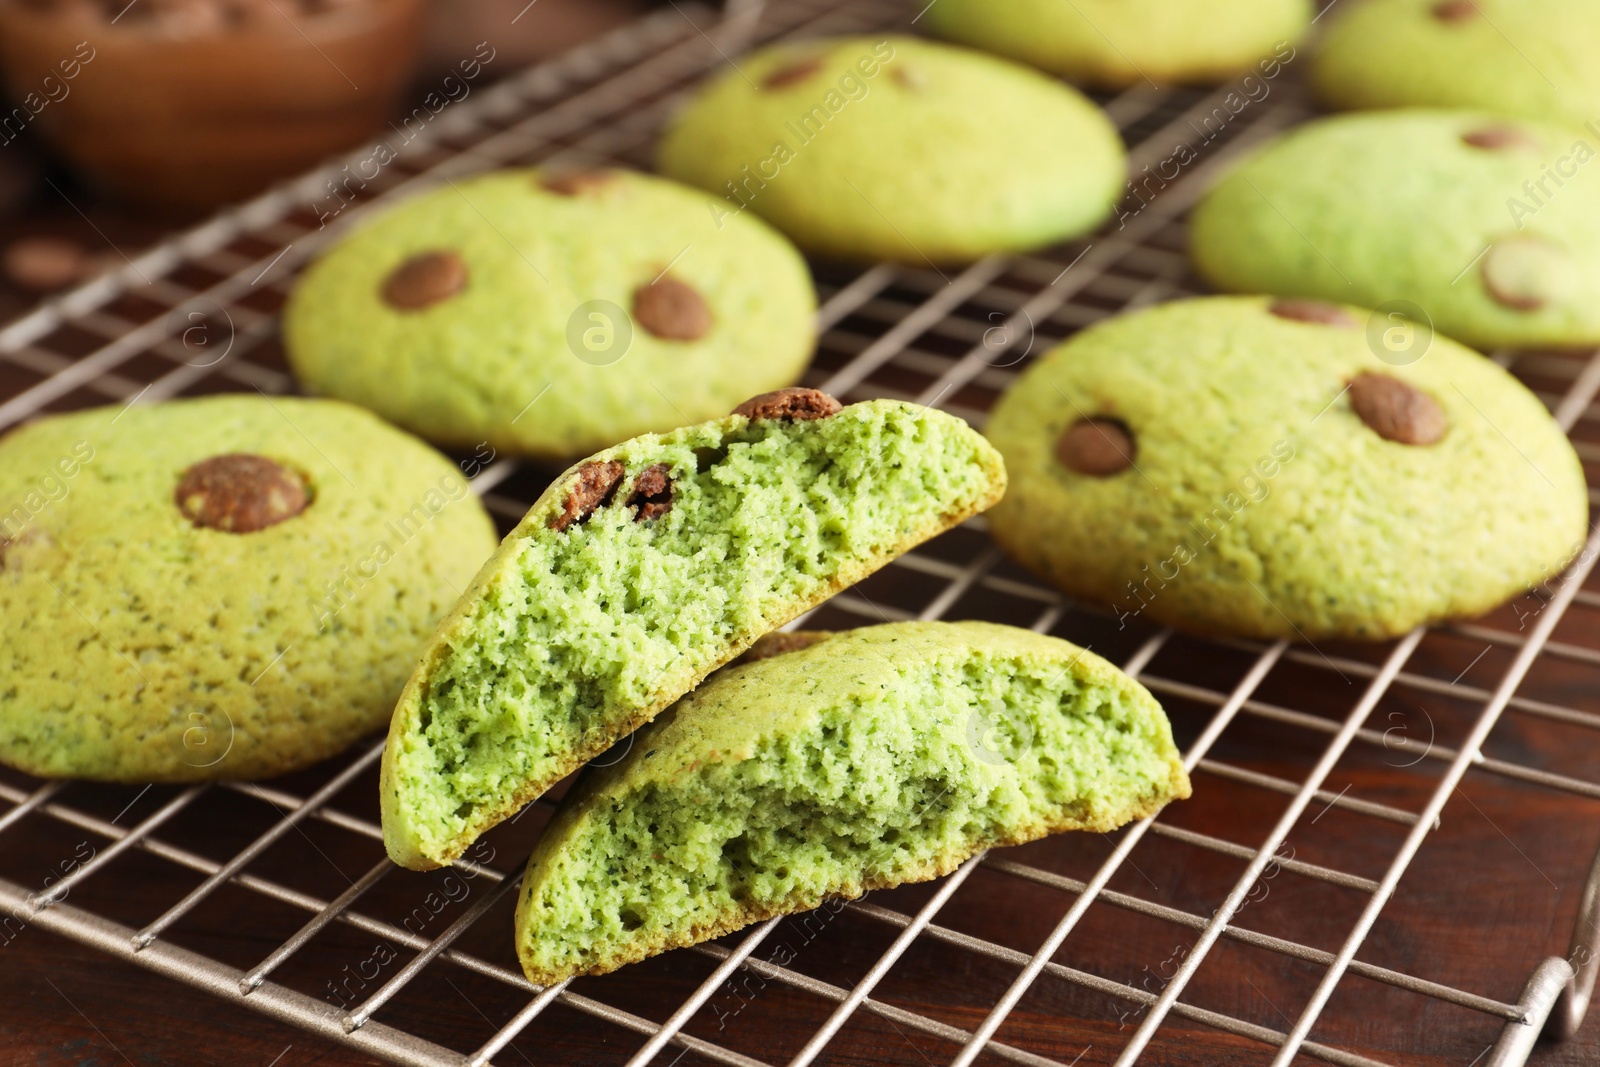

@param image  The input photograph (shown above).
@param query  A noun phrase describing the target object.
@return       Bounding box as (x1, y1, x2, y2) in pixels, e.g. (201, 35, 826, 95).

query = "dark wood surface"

(5, 560, 1600, 1067)
(3, 2, 1600, 1065)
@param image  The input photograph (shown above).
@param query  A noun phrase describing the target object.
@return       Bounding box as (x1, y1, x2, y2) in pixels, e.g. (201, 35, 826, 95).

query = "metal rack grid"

(3, 0, 1600, 1064)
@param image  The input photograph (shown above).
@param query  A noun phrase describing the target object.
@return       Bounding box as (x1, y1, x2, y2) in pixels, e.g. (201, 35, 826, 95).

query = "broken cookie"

(380, 396, 1006, 870)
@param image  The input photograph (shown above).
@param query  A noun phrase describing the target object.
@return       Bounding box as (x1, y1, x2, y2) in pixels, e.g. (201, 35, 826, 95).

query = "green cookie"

(656, 36, 1126, 265)
(985, 296, 1587, 641)
(925, 0, 1310, 90)
(514, 620, 1189, 984)
(379, 392, 1007, 871)
(284, 168, 817, 461)
(0, 395, 497, 782)
(1191, 110, 1600, 351)
(1312, 0, 1600, 128)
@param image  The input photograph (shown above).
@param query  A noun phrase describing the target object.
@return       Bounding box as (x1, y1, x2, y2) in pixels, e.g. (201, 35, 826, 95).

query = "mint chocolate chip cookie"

(925, 0, 1310, 90)
(985, 296, 1587, 640)
(0, 395, 497, 782)
(514, 621, 1189, 984)
(1312, 0, 1600, 128)
(379, 393, 1007, 870)
(283, 167, 817, 461)
(657, 36, 1125, 265)
(1191, 110, 1600, 351)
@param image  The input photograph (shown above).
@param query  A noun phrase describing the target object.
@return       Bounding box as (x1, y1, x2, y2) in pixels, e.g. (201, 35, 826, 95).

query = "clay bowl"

(0, 0, 427, 210)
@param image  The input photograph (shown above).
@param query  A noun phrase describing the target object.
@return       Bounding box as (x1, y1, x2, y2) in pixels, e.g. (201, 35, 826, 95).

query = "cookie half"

(514, 620, 1189, 984)
(380, 393, 1007, 870)
(984, 296, 1588, 640)
(0, 395, 497, 782)
(656, 36, 1126, 264)
(1312, 0, 1600, 128)
(925, 0, 1310, 90)
(284, 167, 817, 460)
(1191, 110, 1600, 351)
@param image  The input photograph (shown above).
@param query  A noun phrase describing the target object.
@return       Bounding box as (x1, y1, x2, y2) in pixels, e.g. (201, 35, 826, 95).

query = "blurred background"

(0, 0, 649, 323)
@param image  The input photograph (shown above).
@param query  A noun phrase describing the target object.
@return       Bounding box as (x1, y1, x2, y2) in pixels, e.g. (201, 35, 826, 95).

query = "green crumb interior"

(390, 402, 1004, 863)
(514, 622, 1188, 982)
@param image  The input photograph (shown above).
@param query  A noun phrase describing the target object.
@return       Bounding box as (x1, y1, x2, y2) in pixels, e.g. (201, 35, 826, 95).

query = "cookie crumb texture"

(985, 296, 1588, 640)
(924, 0, 1312, 89)
(282, 168, 816, 460)
(513, 621, 1190, 984)
(657, 36, 1126, 265)
(1190, 110, 1600, 351)
(0, 395, 497, 782)
(380, 400, 1007, 870)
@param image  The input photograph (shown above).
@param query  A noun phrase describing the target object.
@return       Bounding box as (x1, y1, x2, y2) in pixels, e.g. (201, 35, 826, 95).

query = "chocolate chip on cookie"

(734, 387, 843, 421)
(539, 170, 615, 197)
(1462, 125, 1538, 151)
(176, 454, 309, 533)
(0, 527, 48, 570)
(4, 236, 88, 292)
(1347, 372, 1446, 445)
(891, 66, 928, 91)
(382, 251, 467, 311)
(762, 56, 824, 90)
(1483, 236, 1569, 312)
(625, 464, 674, 522)
(1268, 299, 1356, 327)
(1432, 0, 1479, 21)
(1056, 418, 1135, 476)
(551, 460, 625, 531)
(633, 277, 712, 341)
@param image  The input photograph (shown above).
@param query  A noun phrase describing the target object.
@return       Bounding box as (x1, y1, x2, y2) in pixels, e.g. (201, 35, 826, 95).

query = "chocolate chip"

(4, 236, 87, 292)
(762, 56, 824, 90)
(1347, 372, 1446, 446)
(219, 0, 278, 26)
(1268, 299, 1357, 327)
(891, 66, 927, 90)
(733, 387, 843, 421)
(632, 277, 712, 341)
(176, 454, 309, 533)
(381, 251, 467, 311)
(0, 527, 49, 569)
(1483, 236, 1570, 312)
(1056, 418, 1136, 476)
(539, 170, 615, 197)
(38, 0, 112, 16)
(1462, 125, 1538, 151)
(1432, 0, 1479, 20)
(738, 631, 830, 664)
(146, 0, 230, 34)
(625, 463, 674, 522)
(550, 460, 624, 531)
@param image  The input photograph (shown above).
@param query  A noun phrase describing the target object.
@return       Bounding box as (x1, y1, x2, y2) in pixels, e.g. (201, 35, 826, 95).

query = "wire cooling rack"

(5, 0, 1600, 1064)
